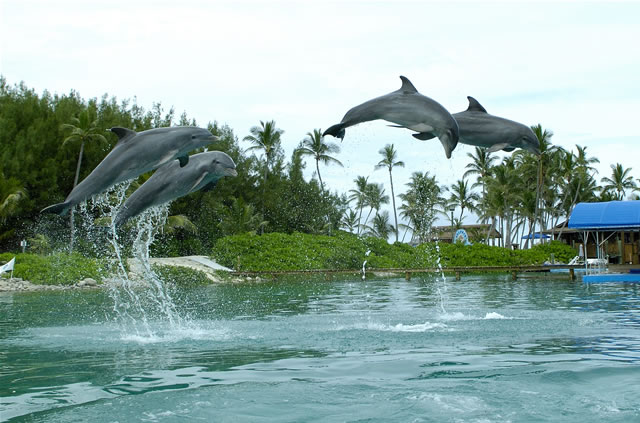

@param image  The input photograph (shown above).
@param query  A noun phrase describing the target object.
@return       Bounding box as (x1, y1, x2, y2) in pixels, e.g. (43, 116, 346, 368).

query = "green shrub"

(0, 252, 105, 285)
(152, 265, 212, 285)
(212, 232, 578, 272)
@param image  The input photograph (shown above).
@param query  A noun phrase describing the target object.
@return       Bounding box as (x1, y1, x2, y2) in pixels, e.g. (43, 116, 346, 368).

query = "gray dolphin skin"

(41, 126, 219, 215)
(453, 97, 540, 154)
(323, 76, 459, 158)
(113, 151, 237, 227)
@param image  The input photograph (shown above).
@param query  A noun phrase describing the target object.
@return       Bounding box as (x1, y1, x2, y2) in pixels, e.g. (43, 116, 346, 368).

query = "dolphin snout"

(226, 168, 238, 177)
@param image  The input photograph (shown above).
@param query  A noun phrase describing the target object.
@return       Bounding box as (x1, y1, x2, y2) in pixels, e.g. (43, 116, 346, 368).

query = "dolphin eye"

(191, 135, 196, 140)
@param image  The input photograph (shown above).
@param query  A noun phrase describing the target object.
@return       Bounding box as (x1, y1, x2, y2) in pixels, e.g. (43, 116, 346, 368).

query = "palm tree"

(0, 175, 27, 225)
(529, 124, 558, 245)
(398, 171, 442, 244)
(374, 144, 405, 242)
(575, 144, 600, 174)
(362, 183, 389, 230)
(340, 208, 359, 233)
(601, 163, 637, 200)
(363, 211, 394, 240)
(61, 112, 108, 190)
(218, 197, 268, 236)
(348, 176, 369, 235)
(298, 129, 343, 192)
(60, 112, 107, 250)
(243, 120, 284, 229)
(464, 147, 497, 198)
(447, 178, 479, 224)
(163, 215, 198, 235)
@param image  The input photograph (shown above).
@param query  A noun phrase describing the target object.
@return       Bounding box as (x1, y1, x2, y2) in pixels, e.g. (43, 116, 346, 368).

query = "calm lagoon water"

(1, 275, 640, 422)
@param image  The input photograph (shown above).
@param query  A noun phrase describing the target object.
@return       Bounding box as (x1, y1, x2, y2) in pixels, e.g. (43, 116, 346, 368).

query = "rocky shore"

(0, 256, 245, 293)
(0, 277, 99, 292)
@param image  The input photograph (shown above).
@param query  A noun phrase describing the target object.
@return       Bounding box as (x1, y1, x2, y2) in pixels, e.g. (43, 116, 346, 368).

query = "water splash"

(71, 182, 190, 339)
(434, 241, 448, 314)
(362, 250, 371, 280)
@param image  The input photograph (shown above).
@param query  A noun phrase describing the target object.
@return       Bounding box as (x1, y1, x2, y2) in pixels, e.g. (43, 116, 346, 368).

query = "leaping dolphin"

(323, 76, 459, 158)
(42, 126, 219, 215)
(453, 97, 540, 154)
(113, 151, 237, 227)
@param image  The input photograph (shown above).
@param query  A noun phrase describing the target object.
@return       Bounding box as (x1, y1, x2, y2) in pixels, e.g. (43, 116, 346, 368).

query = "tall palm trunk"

(526, 158, 543, 249)
(356, 203, 364, 235)
(69, 141, 85, 251)
(261, 159, 269, 234)
(388, 169, 398, 242)
(315, 159, 324, 192)
(362, 207, 374, 232)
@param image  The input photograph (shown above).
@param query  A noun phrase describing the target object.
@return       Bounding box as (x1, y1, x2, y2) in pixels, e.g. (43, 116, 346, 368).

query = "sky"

(2, 0, 640, 229)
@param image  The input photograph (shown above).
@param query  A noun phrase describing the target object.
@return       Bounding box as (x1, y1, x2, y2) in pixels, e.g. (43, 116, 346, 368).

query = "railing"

(231, 264, 586, 281)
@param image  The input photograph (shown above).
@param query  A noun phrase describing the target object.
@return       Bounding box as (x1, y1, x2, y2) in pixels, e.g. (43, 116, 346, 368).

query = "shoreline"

(0, 277, 101, 292)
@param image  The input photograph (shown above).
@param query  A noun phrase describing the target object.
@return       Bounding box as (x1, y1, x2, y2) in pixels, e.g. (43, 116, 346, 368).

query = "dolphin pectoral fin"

(412, 132, 436, 141)
(502, 147, 516, 152)
(201, 180, 219, 193)
(323, 124, 346, 140)
(41, 202, 70, 216)
(189, 172, 209, 192)
(487, 143, 510, 153)
(178, 155, 189, 167)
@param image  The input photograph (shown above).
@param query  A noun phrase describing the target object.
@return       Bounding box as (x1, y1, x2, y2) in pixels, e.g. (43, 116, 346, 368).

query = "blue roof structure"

(568, 201, 640, 230)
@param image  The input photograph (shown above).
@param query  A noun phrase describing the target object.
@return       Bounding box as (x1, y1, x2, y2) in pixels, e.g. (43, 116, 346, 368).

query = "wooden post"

(455, 271, 461, 281)
(569, 268, 575, 281)
(511, 270, 517, 281)
(405, 271, 411, 281)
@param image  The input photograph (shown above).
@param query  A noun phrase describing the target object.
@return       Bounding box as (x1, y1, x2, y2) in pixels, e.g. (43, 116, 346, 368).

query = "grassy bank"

(0, 252, 105, 285)
(212, 232, 578, 272)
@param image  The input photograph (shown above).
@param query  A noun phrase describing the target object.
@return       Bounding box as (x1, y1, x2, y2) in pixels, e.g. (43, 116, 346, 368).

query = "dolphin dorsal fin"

(466, 96, 488, 113)
(399, 76, 418, 94)
(109, 127, 137, 143)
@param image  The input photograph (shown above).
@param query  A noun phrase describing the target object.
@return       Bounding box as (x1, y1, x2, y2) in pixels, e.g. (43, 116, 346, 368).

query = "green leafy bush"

(152, 265, 212, 286)
(212, 233, 578, 271)
(0, 252, 104, 285)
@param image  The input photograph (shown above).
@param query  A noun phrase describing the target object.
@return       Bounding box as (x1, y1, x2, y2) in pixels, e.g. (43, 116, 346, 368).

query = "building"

(563, 201, 640, 264)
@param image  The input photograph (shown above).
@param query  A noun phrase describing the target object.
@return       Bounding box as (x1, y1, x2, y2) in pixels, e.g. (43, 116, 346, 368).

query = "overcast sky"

(2, 0, 640, 228)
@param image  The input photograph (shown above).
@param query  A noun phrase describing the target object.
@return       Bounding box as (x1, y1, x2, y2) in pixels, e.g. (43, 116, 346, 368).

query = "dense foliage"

(0, 77, 345, 254)
(152, 265, 215, 286)
(0, 252, 104, 285)
(212, 232, 577, 271)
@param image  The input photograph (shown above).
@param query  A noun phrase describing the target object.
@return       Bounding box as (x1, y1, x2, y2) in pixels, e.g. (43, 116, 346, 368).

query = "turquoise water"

(1, 276, 640, 422)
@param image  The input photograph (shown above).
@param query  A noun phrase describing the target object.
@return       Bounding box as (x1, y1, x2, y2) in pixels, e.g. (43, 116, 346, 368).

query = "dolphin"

(453, 97, 540, 154)
(42, 126, 219, 215)
(113, 151, 237, 227)
(323, 76, 459, 158)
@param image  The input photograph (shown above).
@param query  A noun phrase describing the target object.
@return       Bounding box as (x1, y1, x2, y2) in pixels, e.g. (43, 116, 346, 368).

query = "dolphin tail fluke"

(323, 124, 346, 140)
(41, 202, 71, 215)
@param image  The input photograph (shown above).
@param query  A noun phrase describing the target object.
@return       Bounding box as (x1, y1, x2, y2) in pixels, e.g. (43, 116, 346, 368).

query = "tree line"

(1, 77, 638, 255)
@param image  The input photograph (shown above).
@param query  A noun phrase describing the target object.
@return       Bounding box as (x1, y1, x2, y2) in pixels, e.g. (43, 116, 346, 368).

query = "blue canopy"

(568, 201, 640, 230)
(522, 233, 550, 239)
